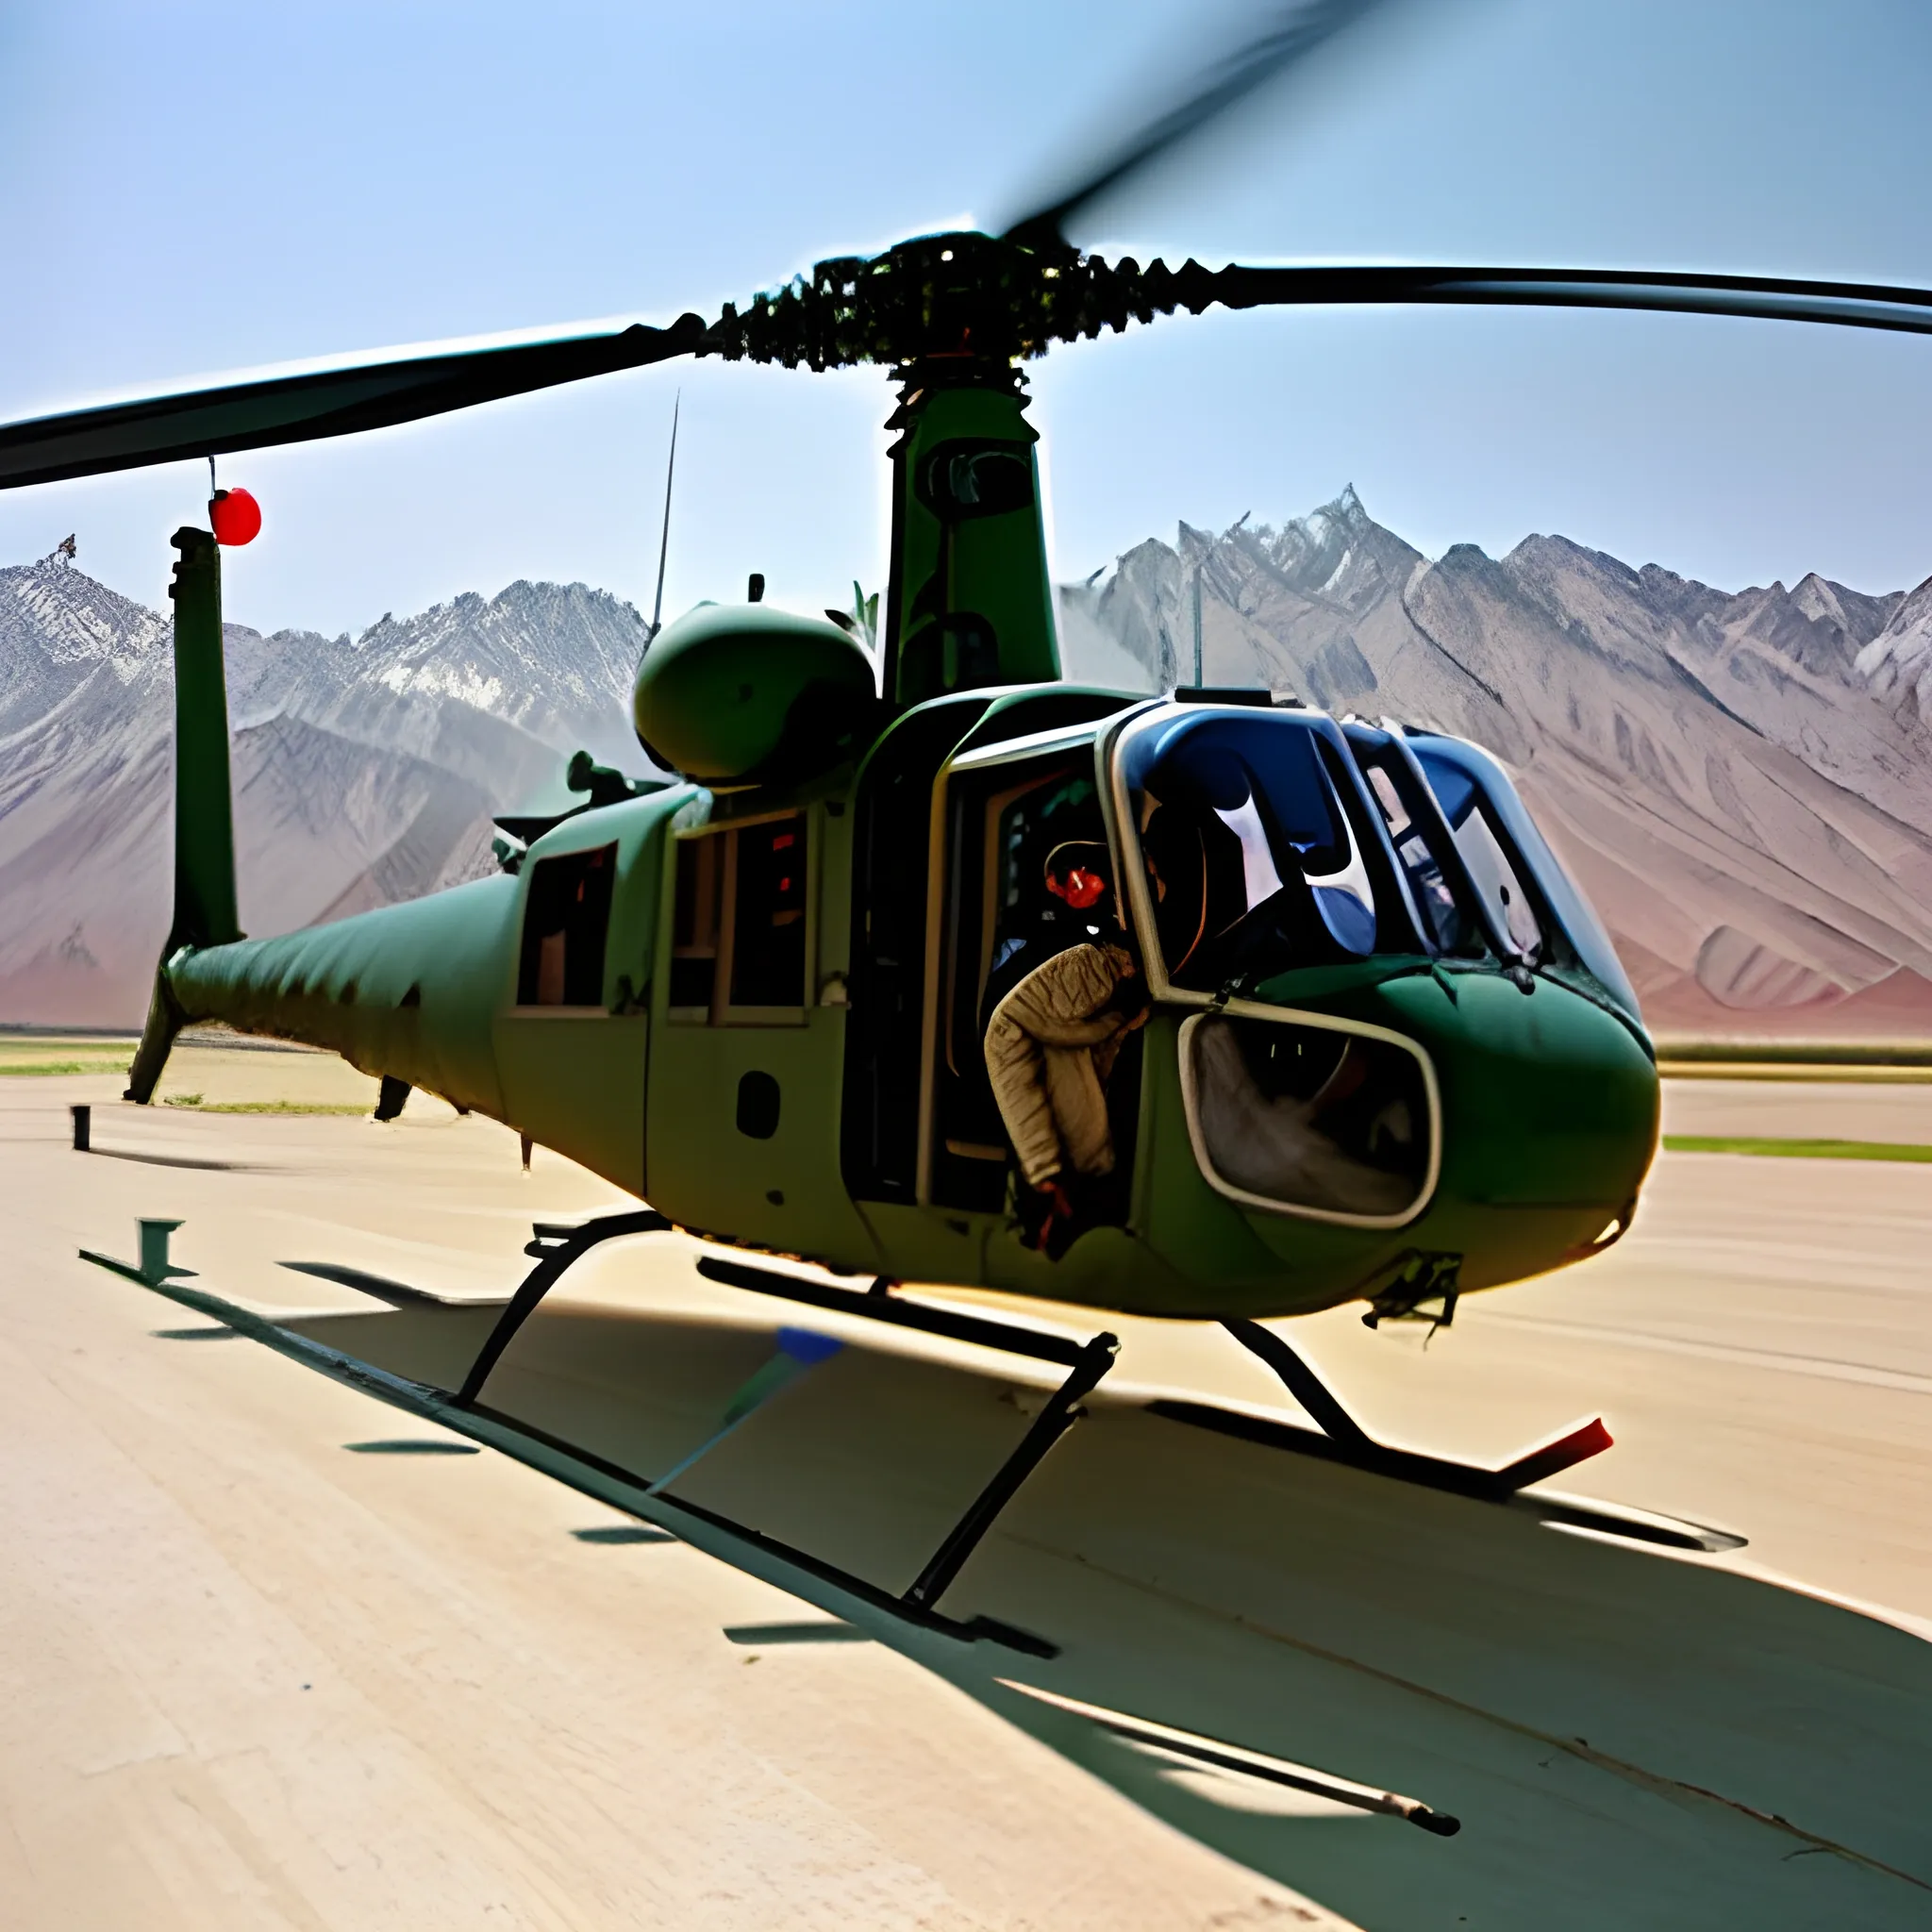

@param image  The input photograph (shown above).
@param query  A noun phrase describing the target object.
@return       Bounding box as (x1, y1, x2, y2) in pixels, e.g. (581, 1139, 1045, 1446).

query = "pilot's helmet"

(1043, 841, 1111, 910)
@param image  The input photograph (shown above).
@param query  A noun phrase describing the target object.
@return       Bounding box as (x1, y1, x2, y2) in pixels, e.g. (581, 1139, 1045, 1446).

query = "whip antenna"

(648, 391, 680, 640)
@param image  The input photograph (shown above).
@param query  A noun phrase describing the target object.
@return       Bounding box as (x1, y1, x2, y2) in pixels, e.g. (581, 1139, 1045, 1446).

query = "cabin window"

(518, 844, 617, 1007)
(670, 833, 722, 1011)
(729, 814, 808, 1009)
(669, 813, 810, 1024)
(1180, 1013, 1434, 1224)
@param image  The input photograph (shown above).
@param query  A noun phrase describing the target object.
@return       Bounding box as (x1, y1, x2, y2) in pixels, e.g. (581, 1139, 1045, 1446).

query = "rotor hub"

(700, 232, 1226, 375)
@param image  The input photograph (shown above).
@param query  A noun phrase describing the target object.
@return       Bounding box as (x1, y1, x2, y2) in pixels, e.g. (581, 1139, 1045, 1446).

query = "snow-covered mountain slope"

(1060, 489, 1932, 1037)
(0, 556, 167, 738)
(0, 558, 646, 1024)
(238, 580, 650, 784)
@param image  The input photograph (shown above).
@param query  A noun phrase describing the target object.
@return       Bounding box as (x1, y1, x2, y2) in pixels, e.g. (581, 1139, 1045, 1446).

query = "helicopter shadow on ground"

(86, 1144, 261, 1173)
(265, 1290, 1932, 1932)
(279, 1259, 508, 1309)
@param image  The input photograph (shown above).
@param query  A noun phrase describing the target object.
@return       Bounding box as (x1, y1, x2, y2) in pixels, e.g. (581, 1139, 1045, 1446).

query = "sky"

(4, 0, 1932, 640)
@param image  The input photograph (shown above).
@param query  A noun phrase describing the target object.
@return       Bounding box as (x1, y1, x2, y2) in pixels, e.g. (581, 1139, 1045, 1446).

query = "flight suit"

(984, 941, 1138, 1191)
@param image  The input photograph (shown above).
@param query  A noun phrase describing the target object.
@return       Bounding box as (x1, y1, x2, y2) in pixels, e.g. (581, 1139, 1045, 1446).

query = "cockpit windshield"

(1410, 744, 1544, 962)
(1114, 709, 1381, 994)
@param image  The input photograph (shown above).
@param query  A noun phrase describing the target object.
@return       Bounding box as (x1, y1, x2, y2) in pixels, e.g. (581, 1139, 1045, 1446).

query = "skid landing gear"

(87, 1210, 1742, 1661)
(94, 1209, 1117, 1658)
(1220, 1317, 1614, 1499)
(454, 1209, 671, 1407)
(1144, 1319, 1740, 1554)
(447, 1218, 1119, 1655)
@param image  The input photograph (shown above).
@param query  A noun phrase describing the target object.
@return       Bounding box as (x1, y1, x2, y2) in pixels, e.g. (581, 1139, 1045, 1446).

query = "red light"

(209, 487, 261, 546)
(772, 833, 795, 850)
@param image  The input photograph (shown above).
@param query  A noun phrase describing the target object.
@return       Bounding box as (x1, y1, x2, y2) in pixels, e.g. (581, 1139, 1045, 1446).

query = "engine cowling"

(633, 602, 878, 786)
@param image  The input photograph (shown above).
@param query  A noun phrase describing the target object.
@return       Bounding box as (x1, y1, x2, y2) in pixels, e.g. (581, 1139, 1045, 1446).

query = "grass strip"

(1655, 1037, 1932, 1067)
(1658, 1062, 1932, 1085)
(0, 1060, 130, 1076)
(1665, 1135, 1932, 1163)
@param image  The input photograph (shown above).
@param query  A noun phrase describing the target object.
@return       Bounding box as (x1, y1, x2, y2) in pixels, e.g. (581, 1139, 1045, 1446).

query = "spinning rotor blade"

(1163, 259, 1932, 340)
(1002, 0, 1394, 249)
(0, 314, 707, 491)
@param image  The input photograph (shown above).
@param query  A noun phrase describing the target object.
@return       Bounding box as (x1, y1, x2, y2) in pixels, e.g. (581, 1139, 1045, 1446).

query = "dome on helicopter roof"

(633, 601, 878, 787)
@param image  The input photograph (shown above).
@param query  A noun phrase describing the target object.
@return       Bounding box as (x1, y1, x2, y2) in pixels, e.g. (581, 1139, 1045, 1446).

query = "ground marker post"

(79, 1219, 198, 1289)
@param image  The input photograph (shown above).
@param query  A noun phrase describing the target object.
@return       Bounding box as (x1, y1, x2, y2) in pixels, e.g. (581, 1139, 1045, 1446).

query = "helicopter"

(17, 0, 1932, 1624)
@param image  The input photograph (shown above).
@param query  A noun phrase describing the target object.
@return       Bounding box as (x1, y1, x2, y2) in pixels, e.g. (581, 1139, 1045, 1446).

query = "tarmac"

(4, 1040, 1930, 1928)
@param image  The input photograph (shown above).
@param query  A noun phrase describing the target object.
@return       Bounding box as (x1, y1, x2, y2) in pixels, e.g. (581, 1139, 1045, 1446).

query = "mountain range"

(6, 490, 1932, 1038)
(0, 556, 647, 1023)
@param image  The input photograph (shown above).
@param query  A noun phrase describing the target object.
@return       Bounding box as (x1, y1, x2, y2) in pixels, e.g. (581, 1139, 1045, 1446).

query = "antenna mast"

(1191, 557, 1204, 686)
(648, 392, 680, 640)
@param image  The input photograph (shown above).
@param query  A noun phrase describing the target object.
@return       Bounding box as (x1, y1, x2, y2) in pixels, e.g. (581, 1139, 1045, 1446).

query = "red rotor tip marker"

(209, 487, 261, 546)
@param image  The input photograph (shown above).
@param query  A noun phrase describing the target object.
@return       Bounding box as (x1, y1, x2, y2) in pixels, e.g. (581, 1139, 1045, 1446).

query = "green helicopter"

(14, 0, 1932, 1547)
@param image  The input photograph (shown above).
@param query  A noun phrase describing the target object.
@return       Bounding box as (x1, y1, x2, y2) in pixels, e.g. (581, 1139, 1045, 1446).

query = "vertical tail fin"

(166, 525, 242, 952)
(126, 526, 242, 1103)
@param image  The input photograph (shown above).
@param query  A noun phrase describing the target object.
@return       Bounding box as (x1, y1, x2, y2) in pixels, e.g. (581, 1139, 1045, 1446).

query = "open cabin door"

(920, 731, 1146, 1236)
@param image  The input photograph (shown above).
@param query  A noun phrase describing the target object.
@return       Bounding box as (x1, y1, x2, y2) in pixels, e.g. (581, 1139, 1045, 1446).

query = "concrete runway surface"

(4, 1046, 1930, 1928)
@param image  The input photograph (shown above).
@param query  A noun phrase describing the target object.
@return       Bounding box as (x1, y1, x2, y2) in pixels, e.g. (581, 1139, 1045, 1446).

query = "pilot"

(984, 843, 1149, 1256)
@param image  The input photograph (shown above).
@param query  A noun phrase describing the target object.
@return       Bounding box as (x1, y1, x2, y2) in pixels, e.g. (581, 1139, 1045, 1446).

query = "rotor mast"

(700, 232, 1098, 710)
(693, 231, 1271, 711)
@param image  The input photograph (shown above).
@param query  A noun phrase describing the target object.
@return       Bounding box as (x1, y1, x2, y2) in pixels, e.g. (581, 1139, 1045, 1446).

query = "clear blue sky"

(4, 0, 1931, 639)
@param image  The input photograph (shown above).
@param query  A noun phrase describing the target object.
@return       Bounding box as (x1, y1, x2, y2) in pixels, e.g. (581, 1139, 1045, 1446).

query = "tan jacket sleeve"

(997, 944, 1132, 1045)
(984, 944, 1134, 1190)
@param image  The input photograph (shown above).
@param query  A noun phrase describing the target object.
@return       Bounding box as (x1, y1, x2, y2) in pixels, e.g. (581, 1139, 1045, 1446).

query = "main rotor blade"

(1185, 261, 1932, 338)
(1002, 0, 1392, 249)
(0, 315, 707, 491)
(679, 240, 1932, 374)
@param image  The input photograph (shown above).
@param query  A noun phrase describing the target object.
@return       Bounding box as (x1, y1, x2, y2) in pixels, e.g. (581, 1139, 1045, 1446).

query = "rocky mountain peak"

(346, 578, 645, 727)
(1856, 573, 1932, 724)
(1227, 488, 1420, 622)
(0, 559, 173, 740)
(0, 556, 164, 668)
